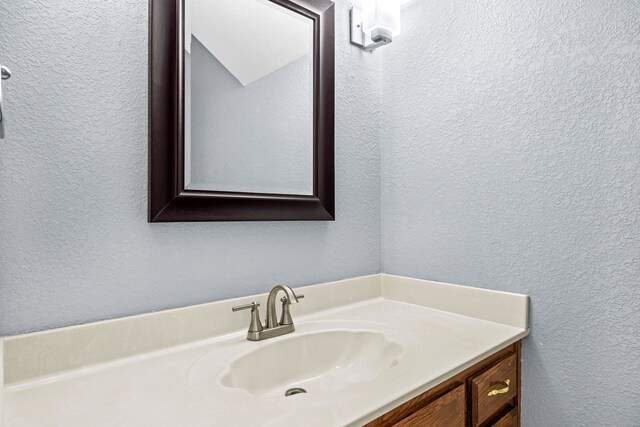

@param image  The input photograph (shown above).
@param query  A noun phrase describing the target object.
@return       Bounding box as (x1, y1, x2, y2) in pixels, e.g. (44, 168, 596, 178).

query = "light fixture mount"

(350, 7, 393, 52)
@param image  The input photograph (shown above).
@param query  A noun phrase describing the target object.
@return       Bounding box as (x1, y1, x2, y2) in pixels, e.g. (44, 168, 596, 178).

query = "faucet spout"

(266, 284, 299, 329)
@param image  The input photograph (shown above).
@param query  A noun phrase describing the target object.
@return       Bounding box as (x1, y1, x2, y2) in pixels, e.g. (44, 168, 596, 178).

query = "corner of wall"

(376, 46, 384, 274)
(1, 340, 4, 427)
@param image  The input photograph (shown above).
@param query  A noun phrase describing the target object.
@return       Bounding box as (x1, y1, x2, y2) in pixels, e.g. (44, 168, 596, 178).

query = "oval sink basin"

(219, 330, 404, 398)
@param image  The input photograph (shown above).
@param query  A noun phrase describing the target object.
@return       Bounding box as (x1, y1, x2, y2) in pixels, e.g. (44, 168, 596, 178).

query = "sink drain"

(285, 387, 307, 397)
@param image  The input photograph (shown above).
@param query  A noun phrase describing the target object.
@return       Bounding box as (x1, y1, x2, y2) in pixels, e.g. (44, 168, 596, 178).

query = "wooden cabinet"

(365, 341, 521, 427)
(393, 385, 465, 427)
(470, 352, 518, 426)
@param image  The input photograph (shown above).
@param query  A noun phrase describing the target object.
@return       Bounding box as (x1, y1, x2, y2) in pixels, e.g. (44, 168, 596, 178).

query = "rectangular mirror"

(149, 0, 334, 221)
(184, 0, 314, 195)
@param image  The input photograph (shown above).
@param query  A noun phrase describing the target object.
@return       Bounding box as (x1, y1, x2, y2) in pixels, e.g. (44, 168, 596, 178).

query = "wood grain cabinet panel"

(492, 408, 519, 427)
(393, 384, 465, 427)
(364, 342, 522, 427)
(470, 353, 518, 427)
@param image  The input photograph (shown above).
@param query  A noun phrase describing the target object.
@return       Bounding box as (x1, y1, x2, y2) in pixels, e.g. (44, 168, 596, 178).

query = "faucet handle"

(279, 294, 304, 326)
(280, 294, 304, 303)
(232, 302, 264, 334)
(232, 302, 260, 312)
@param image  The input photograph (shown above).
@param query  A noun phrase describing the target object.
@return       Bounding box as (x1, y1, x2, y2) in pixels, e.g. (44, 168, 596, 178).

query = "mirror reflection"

(184, 0, 315, 195)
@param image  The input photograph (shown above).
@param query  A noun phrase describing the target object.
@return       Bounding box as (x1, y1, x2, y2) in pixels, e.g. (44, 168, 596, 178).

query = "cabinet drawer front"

(393, 384, 465, 427)
(471, 353, 518, 426)
(492, 408, 518, 427)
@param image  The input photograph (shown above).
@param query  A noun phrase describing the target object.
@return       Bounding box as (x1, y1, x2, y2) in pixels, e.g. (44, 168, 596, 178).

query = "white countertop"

(2, 275, 529, 427)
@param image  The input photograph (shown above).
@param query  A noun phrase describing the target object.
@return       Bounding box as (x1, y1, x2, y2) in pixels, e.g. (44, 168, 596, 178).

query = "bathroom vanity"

(1, 275, 529, 426)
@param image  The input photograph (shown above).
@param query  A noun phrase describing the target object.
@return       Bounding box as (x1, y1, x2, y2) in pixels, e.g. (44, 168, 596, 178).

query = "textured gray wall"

(187, 38, 313, 194)
(380, 0, 640, 425)
(0, 0, 382, 335)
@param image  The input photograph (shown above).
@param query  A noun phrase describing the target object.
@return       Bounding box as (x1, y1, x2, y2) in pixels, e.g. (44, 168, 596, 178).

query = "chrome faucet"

(232, 284, 304, 341)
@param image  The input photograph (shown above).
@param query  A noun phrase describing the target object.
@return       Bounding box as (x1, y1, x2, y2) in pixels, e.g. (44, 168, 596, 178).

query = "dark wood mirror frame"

(148, 0, 335, 222)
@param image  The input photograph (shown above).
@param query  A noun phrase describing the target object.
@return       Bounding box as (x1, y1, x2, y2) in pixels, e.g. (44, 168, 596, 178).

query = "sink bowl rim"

(216, 327, 409, 396)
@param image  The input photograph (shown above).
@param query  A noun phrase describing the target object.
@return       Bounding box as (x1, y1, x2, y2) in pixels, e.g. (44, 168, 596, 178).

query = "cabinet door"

(393, 384, 465, 427)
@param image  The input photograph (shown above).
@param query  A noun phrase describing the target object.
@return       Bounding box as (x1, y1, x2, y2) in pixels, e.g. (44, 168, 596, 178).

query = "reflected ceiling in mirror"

(183, 0, 314, 195)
